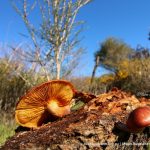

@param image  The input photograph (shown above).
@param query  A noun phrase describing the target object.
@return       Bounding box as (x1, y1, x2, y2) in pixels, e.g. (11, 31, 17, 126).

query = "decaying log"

(1, 89, 150, 150)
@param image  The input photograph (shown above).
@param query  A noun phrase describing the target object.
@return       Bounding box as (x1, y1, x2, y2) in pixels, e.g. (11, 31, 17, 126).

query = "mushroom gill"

(15, 80, 75, 128)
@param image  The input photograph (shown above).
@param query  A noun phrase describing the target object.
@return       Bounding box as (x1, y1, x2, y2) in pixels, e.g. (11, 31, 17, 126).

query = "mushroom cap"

(15, 80, 75, 128)
(126, 106, 150, 131)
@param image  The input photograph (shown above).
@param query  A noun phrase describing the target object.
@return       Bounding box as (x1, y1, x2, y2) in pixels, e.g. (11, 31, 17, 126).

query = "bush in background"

(0, 56, 47, 146)
(0, 57, 47, 113)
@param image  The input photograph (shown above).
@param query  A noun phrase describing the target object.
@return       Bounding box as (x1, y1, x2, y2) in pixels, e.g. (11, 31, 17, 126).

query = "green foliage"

(0, 56, 47, 145)
(104, 48, 150, 96)
(0, 114, 16, 146)
(99, 74, 115, 83)
(95, 37, 133, 71)
(0, 123, 15, 146)
(0, 57, 47, 112)
(0, 56, 48, 146)
(0, 58, 28, 111)
(71, 101, 85, 111)
(91, 37, 133, 84)
(92, 39, 150, 96)
(114, 57, 150, 96)
(89, 79, 106, 95)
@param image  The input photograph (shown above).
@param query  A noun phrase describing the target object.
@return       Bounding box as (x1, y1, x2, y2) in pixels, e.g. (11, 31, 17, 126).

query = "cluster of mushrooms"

(15, 80, 150, 133)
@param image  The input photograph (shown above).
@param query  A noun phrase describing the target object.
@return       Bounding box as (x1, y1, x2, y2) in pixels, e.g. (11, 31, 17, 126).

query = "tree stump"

(1, 89, 150, 150)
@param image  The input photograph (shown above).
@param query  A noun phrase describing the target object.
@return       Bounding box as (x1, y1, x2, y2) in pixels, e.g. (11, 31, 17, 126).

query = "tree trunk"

(55, 51, 61, 80)
(56, 61, 61, 79)
(90, 56, 100, 84)
(91, 63, 98, 84)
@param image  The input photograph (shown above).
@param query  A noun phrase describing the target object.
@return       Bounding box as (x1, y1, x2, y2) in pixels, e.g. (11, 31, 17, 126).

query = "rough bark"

(1, 89, 150, 150)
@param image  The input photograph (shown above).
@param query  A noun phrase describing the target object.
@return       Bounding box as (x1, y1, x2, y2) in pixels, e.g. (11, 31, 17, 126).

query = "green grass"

(0, 113, 17, 146)
(0, 122, 16, 146)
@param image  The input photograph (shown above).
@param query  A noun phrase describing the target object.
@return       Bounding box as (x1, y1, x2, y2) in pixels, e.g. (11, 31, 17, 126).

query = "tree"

(91, 37, 133, 83)
(101, 46, 150, 96)
(12, 0, 92, 79)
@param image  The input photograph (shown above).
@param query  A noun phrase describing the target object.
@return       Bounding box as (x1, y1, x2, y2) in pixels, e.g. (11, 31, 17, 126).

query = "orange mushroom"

(15, 80, 75, 128)
(116, 106, 150, 133)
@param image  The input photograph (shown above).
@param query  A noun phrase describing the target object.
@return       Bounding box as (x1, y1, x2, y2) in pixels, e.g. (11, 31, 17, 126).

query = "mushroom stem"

(116, 122, 144, 133)
(47, 100, 71, 117)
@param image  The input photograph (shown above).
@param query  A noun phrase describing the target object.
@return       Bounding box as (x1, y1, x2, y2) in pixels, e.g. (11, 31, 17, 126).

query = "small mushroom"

(126, 106, 150, 132)
(116, 106, 150, 133)
(15, 80, 75, 128)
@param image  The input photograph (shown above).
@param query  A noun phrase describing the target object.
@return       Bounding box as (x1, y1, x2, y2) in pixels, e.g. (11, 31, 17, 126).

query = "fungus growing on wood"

(15, 80, 75, 128)
(116, 106, 150, 133)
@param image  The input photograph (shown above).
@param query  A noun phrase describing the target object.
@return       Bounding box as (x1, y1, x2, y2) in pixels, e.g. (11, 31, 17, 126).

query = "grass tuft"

(0, 113, 17, 146)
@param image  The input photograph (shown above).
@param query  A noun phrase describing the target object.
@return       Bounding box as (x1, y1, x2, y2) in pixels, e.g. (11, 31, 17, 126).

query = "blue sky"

(1, 0, 150, 77)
